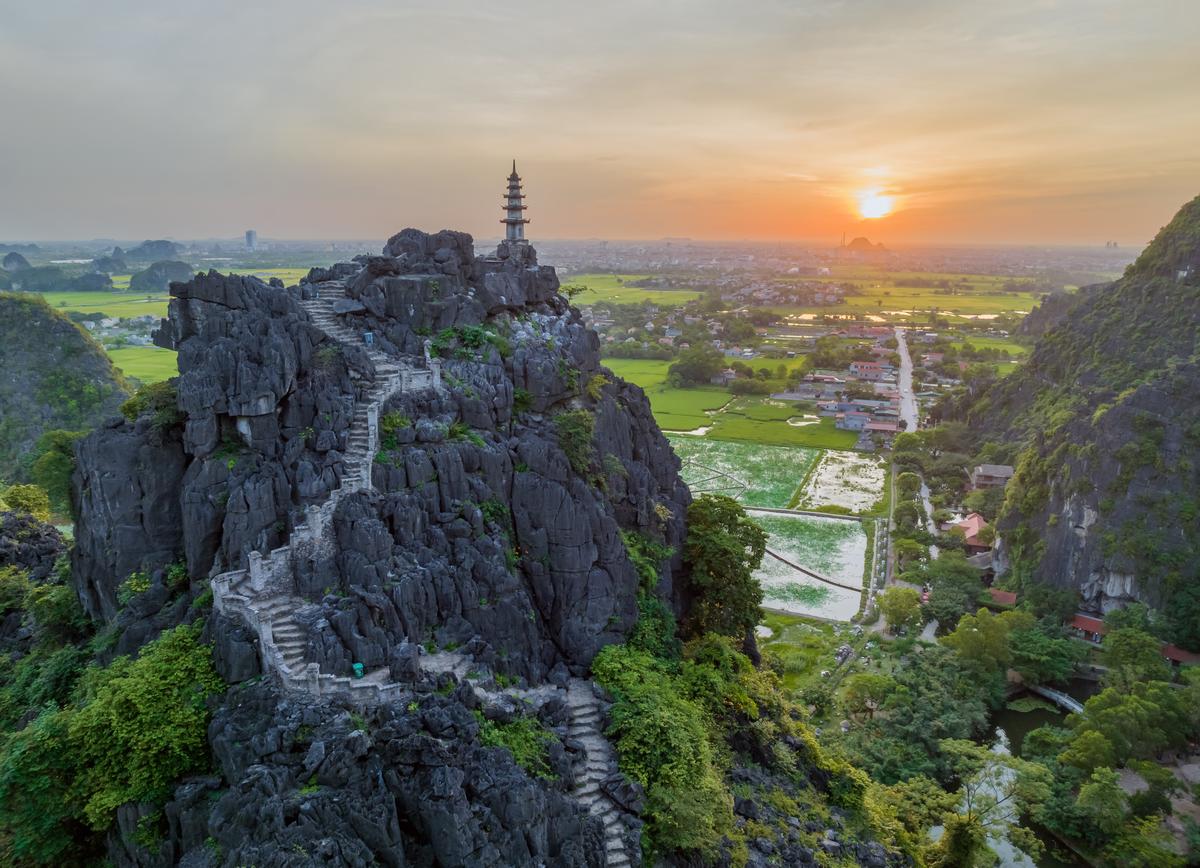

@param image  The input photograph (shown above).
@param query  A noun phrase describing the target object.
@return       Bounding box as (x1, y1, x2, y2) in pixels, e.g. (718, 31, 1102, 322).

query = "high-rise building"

(245, 229, 257, 251)
(501, 161, 529, 243)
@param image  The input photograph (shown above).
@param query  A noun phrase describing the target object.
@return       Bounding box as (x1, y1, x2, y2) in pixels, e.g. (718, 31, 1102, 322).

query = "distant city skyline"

(2, 1, 1198, 245)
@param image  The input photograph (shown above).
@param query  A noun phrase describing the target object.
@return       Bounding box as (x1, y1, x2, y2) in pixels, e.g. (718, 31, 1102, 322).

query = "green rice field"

(603, 359, 859, 448)
(560, 273, 702, 305)
(39, 290, 171, 320)
(107, 347, 178, 384)
(667, 436, 818, 508)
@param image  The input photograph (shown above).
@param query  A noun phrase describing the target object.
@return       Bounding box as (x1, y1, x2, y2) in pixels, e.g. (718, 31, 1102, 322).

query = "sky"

(2, 0, 1198, 245)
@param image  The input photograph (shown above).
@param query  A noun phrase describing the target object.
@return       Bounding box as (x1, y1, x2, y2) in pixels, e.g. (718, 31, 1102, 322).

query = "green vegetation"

(28, 430, 86, 515)
(0, 622, 225, 862)
(683, 495, 767, 639)
(0, 484, 51, 522)
(553, 409, 595, 476)
(107, 347, 178, 384)
(475, 711, 558, 780)
(667, 436, 819, 508)
(120, 380, 183, 430)
(562, 273, 703, 305)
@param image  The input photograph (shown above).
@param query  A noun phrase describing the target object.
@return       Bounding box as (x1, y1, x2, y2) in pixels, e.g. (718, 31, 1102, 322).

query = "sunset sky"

(2, 0, 1198, 245)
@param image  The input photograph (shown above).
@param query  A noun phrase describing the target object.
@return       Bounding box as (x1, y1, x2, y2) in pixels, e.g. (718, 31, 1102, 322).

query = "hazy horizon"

(3, 1, 1198, 245)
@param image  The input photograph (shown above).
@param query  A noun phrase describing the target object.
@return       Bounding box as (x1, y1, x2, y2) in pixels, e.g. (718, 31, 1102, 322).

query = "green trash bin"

(352, 662, 364, 679)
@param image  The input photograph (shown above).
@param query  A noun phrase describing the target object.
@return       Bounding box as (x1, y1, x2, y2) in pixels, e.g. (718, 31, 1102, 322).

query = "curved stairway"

(210, 282, 637, 865)
(568, 680, 634, 867)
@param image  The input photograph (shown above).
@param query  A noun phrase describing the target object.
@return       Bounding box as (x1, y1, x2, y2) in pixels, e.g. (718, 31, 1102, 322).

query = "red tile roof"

(1070, 613, 1107, 635)
(1162, 644, 1200, 665)
(987, 588, 1017, 606)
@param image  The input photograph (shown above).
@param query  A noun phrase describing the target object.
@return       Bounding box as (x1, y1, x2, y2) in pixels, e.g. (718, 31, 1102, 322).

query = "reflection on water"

(988, 683, 1096, 868)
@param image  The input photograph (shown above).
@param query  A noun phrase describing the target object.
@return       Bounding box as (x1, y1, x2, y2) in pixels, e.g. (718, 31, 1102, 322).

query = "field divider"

(786, 448, 825, 510)
(747, 505, 863, 523)
(761, 548, 862, 593)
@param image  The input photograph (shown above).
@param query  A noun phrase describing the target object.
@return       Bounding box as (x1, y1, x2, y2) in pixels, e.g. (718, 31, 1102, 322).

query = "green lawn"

(667, 436, 818, 508)
(757, 612, 844, 691)
(949, 336, 1030, 356)
(563, 273, 702, 306)
(604, 358, 859, 448)
(226, 267, 311, 286)
(39, 290, 171, 320)
(709, 403, 859, 450)
(107, 347, 178, 384)
(602, 358, 731, 429)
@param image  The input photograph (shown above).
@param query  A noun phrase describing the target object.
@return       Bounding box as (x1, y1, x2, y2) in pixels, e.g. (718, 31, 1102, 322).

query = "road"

(893, 327, 939, 556)
(894, 326, 919, 431)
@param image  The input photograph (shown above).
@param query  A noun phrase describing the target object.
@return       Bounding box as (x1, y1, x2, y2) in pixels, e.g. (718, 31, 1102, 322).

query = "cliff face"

(75, 232, 688, 674)
(967, 194, 1200, 617)
(0, 293, 129, 478)
(67, 231, 689, 864)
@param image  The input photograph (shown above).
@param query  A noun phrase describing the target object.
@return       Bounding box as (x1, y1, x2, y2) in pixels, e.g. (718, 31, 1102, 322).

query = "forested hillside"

(962, 194, 1200, 637)
(0, 294, 129, 481)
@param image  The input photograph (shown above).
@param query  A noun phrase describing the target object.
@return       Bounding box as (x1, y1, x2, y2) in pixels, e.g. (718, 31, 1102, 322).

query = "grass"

(226, 267, 311, 286)
(668, 436, 818, 508)
(948, 336, 1030, 356)
(107, 347, 178, 384)
(604, 358, 858, 448)
(560, 273, 703, 305)
(708, 409, 859, 450)
(757, 612, 844, 691)
(38, 290, 171, 320)
(602, 358, 731, 429)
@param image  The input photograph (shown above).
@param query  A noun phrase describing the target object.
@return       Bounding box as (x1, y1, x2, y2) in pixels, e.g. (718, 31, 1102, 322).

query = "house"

(970, 464, 1015, 490)
(1069, 613, 1107, 644)
(865, 420, 899, 437)
(948, 512, 990, 554)
(849, 360, 894, 382)
(921, 352, 944, 365)
(986, 587, 1017, 607)
(710, 368, 738, 386)
(1069, 614, 1200, 666)
(836, 411, 871, 431)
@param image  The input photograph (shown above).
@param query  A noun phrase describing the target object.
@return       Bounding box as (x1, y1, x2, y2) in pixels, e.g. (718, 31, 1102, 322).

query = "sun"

(856, 187, 894, 219)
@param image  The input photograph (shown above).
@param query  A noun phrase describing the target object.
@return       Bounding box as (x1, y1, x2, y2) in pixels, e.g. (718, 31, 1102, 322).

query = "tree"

(1163, 582, 1200, 652)
(894, 538, 927, 570)
(1102, 815, 1185, 867)
(1057, 730, 1116, 774)
(1008, 623, 1085, 685)
(918, 552, 983, 631)
(683, 495, 767, 641)
(929, 738, 1052, 867)
(878, 586, 922, 634)
(841, 673, 897, 720)
(28, 430, 85, 516)
(896, 472, 922, 497)
(0, 484, 51, 522)
(943, 608, 1014, 673)
(1070, 681, 1193, 764)
(1101, 628, 1170, 691)
(1075, 767, 1127, 837)
(667, 346, 725, 386)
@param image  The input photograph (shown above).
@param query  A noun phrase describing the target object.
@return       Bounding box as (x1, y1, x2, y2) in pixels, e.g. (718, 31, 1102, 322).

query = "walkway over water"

(1028, 684, 1085, 715)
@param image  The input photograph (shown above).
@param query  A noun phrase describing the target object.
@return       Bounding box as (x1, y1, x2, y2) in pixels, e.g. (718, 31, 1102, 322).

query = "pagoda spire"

(501, 160, 529, 243)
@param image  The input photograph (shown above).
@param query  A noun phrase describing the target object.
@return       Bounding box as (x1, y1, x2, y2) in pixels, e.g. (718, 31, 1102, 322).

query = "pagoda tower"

(501, 160, 529, 243)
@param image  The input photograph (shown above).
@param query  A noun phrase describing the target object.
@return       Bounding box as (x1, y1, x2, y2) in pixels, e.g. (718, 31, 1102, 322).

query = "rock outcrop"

(129, 259, 194, 294)
(966, 193, 1200, 622)
(69, 230, 693, 865)
(2, 251, 30, 271)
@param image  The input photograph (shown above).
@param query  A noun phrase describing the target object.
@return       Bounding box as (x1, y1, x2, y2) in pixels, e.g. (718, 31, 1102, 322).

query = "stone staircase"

(568, 680, 634, 868)
(209, 281, 637, 865)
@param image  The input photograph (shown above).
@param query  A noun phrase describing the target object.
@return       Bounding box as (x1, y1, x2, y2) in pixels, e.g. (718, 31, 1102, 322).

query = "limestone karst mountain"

(0, 230, 910, 867)
(0, 293, 129, 478)
(963, 194, 1200, 632)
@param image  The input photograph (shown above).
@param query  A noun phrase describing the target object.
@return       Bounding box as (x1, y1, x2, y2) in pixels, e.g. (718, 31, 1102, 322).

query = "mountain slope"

(965, 194, 1200, 631)
(0, 293, 129, 479)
